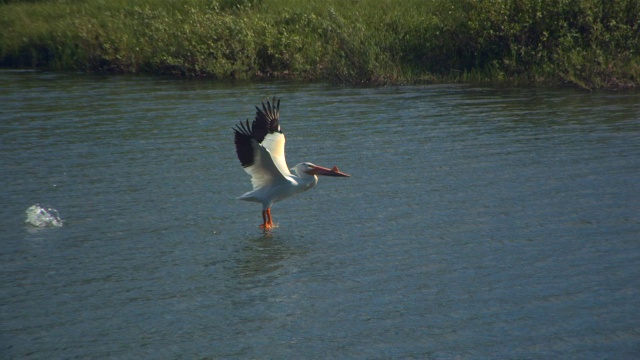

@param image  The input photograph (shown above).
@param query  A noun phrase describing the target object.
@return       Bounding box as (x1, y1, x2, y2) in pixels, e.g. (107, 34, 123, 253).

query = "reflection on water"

(1, 71, 639, 359)
(236, 235, 304, 279)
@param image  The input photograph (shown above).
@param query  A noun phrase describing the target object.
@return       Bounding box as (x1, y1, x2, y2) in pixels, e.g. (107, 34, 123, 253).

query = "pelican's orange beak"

(311, 165, 350, 177)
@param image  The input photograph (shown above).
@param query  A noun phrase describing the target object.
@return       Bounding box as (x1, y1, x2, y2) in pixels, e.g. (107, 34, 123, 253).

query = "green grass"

(1, 0, 639, 89)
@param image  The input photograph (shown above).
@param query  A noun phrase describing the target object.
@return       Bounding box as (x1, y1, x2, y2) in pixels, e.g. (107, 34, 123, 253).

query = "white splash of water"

(25, 204, 64, 228)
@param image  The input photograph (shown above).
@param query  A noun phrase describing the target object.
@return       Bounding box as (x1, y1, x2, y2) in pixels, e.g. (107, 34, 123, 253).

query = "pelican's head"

(294, 162, 350, 177)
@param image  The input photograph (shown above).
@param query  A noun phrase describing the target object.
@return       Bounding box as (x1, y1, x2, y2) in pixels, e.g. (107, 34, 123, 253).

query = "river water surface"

(1, 71, 639, 359)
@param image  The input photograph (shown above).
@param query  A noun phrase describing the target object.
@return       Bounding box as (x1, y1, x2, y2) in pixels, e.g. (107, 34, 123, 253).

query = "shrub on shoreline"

(1, 0, 638, 89)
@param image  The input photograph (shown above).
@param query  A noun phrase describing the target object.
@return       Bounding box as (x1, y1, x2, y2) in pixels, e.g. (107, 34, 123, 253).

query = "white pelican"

(234, 97, 350, 229)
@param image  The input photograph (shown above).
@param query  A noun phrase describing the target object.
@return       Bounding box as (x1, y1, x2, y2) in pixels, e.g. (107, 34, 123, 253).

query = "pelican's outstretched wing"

(234, 97, 291, 189)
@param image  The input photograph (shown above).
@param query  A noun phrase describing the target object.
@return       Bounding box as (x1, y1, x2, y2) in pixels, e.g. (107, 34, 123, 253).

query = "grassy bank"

(1, 0, 639, 89)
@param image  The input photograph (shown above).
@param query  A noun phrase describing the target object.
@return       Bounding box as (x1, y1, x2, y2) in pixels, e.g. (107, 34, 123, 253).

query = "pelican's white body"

(238, 132, 318, 209)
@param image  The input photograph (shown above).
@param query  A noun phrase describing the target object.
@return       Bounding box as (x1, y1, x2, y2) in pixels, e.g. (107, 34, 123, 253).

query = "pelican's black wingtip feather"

(233, 119, 251, 137)
(234, 119, 254, 168)
(252, 97, 282, 141)
(233, 98, 283, 165)
(265, 96, 281, 133)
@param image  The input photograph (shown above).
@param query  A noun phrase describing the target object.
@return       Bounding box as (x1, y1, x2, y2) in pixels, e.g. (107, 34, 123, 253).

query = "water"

(1, 71, 639, 359)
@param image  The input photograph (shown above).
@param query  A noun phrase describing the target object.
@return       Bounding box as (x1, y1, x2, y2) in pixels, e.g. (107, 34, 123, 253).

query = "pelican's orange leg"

(266, 208, 273, 228)
(260, 208, 274, 229)
(259, 208, 275, 229)
(260, 209, 268, 229)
